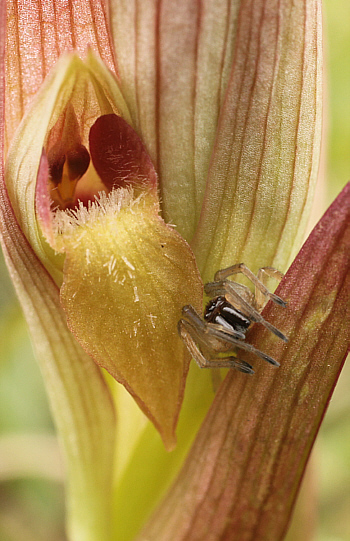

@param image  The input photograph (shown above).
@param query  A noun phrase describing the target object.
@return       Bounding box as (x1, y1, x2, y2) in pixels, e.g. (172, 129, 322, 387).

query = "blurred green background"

(0, 1, 349, 540)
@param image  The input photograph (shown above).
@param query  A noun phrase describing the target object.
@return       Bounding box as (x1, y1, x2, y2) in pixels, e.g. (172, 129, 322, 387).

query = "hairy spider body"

(204, 296, 251, 336)
(178, 263, 288, 375)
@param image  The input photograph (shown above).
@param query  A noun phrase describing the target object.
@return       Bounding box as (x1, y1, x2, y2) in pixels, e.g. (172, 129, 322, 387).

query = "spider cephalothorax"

(178, 263, 288, 375)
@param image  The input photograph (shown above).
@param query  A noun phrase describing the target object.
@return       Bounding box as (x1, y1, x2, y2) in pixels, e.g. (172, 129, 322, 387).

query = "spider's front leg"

(214, 262, 286, 309)
(255, 266, 285, 310)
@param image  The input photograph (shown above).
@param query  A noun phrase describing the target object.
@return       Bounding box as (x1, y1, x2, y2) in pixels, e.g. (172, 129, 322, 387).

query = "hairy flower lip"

(56, 187, 203, 449)
(37, 112, 160, 252)
(31, 87, 203, 450)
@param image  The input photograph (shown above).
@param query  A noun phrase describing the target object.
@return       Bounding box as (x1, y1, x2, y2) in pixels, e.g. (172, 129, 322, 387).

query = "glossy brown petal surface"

(89, 114, 157, 191)
(137, 183, 350, 541)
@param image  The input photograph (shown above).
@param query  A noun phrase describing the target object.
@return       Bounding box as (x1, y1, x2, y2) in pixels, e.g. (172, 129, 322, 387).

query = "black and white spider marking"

(178, 263, 288, 375)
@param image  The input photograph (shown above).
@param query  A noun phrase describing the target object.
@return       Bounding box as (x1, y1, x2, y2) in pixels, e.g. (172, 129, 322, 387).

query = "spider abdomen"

(204, 296, 251, 336)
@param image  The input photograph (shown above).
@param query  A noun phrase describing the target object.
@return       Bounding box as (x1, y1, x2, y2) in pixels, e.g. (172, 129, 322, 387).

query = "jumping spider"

(178, 263, 288, 375)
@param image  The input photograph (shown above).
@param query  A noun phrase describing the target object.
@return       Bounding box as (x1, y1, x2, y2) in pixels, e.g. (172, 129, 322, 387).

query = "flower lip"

(5, 53, 135, 282)
(54, 187, 203, 449)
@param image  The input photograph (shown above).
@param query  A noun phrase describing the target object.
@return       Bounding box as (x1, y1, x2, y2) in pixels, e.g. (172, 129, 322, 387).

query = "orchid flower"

(0, 1, 349, 541)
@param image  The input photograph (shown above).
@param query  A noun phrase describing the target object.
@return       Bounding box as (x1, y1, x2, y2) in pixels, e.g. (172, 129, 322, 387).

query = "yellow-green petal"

(54, 190, 203, 449)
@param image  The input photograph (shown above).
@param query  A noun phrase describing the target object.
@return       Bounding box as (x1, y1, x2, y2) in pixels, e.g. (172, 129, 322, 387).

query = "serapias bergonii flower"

(1, 1, 350, 541)
(5, 52, 203, 450)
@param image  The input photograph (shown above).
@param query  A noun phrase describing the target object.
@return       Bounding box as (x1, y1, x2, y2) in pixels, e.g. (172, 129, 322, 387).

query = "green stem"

(0, 190, 115, 541)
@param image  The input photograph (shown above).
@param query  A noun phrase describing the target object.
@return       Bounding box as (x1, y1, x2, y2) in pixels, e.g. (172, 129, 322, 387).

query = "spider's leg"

(257, 266, 284, 282)
(178, 318, 254, 373)
(205, 323, 281, 366)
(255, 266, 285, 310)
(214, 263, 286, 308)
(206, 281, 288, 343)
(205, 281, 253, 311)
(214, 356, 254, 374)
(204, 279, 254, 305)
(177, 318, 211, 368)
